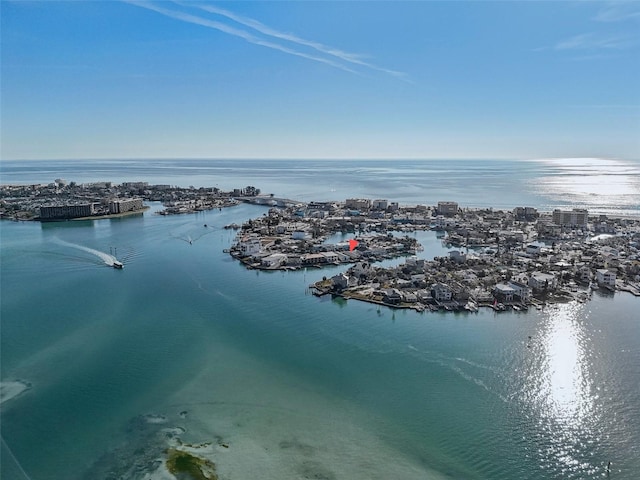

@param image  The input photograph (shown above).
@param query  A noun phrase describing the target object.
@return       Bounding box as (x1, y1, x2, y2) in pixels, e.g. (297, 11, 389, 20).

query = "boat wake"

(53, 239, 121, 268)
(170, 223, 215, 245)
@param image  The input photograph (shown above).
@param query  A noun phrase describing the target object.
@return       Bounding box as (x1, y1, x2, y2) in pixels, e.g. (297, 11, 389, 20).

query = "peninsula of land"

(0, 180, 261, 221)
(228, 199, 640, 312)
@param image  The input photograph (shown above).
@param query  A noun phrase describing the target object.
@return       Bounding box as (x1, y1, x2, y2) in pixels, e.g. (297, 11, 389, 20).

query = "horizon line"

(1, 156, 637, 163)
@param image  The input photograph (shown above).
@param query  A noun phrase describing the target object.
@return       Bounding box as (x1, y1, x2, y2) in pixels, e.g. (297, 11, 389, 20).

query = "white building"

(494, 283, 516, 302)
(261, 253, 287, 268)
(528, 271, 557, 292)
(508, 281, 532, 302)
(237, 235, 262, 256)
(596, 269, 616, 288)
(109, 198, 144, 214)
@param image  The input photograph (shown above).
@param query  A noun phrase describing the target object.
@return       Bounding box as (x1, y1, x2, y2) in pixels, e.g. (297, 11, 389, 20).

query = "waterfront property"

(0, 180, 259, 220)
(224, 196, 640, 312)
(552, 208, 589, 228)
(109, 198, 144, 214)
(39, 203, 94, 220)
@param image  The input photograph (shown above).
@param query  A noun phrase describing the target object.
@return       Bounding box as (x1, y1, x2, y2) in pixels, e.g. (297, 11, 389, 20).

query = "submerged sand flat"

(0, 380, 31, 405)
(152, 341, 450, 480)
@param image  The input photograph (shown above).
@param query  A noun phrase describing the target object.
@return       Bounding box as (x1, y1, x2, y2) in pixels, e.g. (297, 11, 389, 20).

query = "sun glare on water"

(531, 158, 640, 213)
(522, 303, 611, 477)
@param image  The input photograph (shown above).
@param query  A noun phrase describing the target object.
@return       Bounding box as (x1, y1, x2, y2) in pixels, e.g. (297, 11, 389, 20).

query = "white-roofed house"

(596, 269, 616, 289)
(493, 283, 516, 302)
(528, 271, 557, 292)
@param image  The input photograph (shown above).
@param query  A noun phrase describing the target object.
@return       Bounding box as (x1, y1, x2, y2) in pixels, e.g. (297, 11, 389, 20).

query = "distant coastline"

(0, 180, 257, 221)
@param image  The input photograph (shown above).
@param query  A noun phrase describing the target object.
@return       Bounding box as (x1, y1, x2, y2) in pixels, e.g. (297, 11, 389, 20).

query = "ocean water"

(1, 159, 639, 480)
(2, 157, 639, 215)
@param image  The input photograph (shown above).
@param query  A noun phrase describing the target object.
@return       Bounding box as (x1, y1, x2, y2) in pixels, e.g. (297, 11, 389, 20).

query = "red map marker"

(349, 239, 359, 251)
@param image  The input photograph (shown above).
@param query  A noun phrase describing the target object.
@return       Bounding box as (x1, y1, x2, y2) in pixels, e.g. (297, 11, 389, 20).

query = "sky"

(1, 0, 639, 161)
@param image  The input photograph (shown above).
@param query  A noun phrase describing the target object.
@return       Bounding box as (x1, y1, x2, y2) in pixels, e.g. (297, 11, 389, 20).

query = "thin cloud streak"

(568, 104, 640, 109)
(594, 2, 640, 22)
(124, 0, 360, 75)
(186, 2, 408, 80)
(554, 32, 636, 50)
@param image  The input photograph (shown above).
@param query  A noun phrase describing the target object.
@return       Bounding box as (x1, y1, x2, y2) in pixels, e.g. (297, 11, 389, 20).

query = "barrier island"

(228, 198, 640, 312)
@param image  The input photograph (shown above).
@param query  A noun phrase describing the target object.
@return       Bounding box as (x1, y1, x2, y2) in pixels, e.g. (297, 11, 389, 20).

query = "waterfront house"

(301, 253, 327, 266)
(416, 290, 433, 303)
(321, 252, 339, 263)
(431, 283, 453, 302)
(286, 255, 302, 267)
(528, 271, 557, 292)
(331, 273, 349, 291)
(508, 281, 532, 302)
(403, 292, 418, 303)
(382, 289, 402, 305)
(494, 283, 516, 302)
(261, 253, 287, 268)
(596, 269, 616, 289)
(451, 282, 471, 301)
(237, 235, 262, 257)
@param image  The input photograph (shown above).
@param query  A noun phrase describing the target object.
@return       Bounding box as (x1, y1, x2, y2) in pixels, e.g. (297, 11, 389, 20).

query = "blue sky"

(1, 0, 639, 160)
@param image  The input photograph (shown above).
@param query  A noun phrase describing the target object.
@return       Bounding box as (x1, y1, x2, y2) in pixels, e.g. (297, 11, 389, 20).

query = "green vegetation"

(166, 449, 217, 480)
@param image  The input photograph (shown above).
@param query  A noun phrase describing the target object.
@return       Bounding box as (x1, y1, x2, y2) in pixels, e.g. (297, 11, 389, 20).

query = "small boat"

(465, 302, 479, 312)
(113, 261, 123, 269)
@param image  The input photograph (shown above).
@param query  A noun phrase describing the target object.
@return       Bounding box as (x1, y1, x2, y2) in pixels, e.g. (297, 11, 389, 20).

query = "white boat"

(113, 261, 123, 269)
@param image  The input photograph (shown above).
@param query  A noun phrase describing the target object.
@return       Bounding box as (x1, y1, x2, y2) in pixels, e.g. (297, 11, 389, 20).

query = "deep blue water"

(1, 159, 639, 479)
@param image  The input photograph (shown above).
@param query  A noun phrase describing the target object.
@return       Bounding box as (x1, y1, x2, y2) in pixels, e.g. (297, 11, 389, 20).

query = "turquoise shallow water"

(1, 159, 640, 479)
